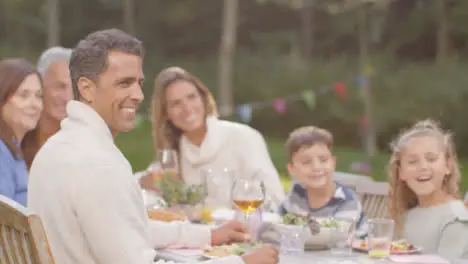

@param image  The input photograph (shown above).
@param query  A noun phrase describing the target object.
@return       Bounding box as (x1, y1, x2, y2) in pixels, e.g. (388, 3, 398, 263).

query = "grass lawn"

(116, 121, 468, 194)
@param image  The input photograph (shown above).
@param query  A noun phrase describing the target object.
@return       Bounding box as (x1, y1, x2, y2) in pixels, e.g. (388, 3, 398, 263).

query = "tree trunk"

(47, 0, 60, 47)
(358, 4, 377, 160)
(300, 0, 313, 61)
(122, 0, 135, 35)
(435, 0, 448, 64)
(218, 0, 238, 117)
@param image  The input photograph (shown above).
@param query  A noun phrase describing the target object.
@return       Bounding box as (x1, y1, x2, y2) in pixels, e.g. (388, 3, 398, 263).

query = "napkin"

(389, 255, 451, 264)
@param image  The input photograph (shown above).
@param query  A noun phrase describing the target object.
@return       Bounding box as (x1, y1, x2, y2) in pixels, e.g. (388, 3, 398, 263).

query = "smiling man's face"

(83, 51, 144, 135)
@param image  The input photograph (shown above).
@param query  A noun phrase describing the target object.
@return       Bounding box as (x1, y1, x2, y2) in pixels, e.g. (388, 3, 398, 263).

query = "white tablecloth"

(155, 249, 397, 264)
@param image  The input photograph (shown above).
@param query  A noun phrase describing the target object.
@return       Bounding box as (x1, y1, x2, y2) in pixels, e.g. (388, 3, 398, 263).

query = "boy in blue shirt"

(279, 126, 366, 230)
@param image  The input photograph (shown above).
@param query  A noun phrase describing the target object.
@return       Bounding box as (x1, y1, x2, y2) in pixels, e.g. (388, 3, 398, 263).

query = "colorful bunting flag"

(350, 161, 372, 174)
(230, 68, 374, 122)
(357, 76, 368, 87)
(301, 90, 316, 110)
(333, 81, 346, 99)
(273, 98, 286, 114)
(237, 104, 252, 123)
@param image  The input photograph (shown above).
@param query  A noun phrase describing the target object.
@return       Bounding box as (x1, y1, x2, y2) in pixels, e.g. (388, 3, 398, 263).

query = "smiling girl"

(388, 119, 468, 260)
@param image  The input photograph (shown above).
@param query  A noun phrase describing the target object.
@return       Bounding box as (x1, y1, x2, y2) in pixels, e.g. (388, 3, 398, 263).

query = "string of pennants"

(235, 64, 374, 126)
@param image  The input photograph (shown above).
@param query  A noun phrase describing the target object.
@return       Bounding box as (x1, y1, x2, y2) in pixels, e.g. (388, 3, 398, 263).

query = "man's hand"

(211, 220, 251, 246)
(241, 244, 279, 264)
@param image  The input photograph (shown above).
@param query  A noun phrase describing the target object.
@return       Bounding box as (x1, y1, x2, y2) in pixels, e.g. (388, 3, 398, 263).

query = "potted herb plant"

(155, 174, 208, 222)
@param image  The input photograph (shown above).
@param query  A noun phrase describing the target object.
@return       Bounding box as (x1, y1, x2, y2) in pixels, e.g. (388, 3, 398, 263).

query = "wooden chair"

(0, 195, 55, 264)
(333, 171, 374, 192)
(357, 181, 390, 219)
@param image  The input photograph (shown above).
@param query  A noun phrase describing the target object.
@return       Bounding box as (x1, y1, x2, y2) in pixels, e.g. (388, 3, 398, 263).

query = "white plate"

(201, 243, 261, 259)
(351, 240, 422, 255)
(202, 254, 218, 259)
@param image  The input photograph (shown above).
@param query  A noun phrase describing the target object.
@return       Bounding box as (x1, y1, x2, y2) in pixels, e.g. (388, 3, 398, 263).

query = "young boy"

(279, 126, 366, 230)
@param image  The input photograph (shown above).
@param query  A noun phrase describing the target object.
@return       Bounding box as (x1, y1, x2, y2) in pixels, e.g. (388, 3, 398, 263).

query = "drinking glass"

(156, 149, 179, 180)
(202, 168, 234, 208)
(231, 177, 265, 226)
(367, 219, 395, 259)
(200, 168, 234, 223)
(329, 216, 356, 257)
(280, 224, 306, 255)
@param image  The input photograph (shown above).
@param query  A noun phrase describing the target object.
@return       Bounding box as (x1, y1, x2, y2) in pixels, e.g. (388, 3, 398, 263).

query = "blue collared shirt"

(279, 181, 367, 232)
(0, 140, 28, 206)
(258, 181, 368, 244)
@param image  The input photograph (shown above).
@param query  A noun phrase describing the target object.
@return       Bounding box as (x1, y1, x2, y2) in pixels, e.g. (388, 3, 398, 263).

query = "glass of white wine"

(231, 177, 265, 226)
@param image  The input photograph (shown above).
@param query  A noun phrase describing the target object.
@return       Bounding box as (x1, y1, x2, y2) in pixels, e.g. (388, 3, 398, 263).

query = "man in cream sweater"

(27, 29, 278, 264)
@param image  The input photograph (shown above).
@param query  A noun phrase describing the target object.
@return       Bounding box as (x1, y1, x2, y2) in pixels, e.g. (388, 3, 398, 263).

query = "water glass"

(199, 168, 234, 223)
(201, 168, 234, 208)
(329, 216, 356, 257)
(367, 219, 395, 259)
(280, 224, 306, 255)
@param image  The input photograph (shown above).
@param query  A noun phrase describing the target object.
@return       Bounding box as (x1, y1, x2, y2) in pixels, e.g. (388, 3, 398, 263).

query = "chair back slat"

(0, 195, 55, 264)
(28, 215, 55, 263)
(333, 172, 373, 192)
(11, 228, 23, 263)
(357, 181, 390, 219)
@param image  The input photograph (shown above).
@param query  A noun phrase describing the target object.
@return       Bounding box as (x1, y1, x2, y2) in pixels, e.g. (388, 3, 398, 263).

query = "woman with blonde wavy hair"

(139, 67, 285, 208)
(388, 119, 468, 260)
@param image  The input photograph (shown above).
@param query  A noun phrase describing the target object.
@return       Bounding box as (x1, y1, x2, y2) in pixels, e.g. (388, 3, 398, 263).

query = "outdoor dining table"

(155, 249, 398, 263)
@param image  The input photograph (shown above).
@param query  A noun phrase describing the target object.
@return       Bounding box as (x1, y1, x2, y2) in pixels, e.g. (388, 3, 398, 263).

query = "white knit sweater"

(28, 101, 244, 264)
(178, 116, 285, 207)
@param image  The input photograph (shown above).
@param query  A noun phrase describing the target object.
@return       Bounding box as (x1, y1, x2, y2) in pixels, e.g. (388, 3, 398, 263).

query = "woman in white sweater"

(140, 67, 285, 207)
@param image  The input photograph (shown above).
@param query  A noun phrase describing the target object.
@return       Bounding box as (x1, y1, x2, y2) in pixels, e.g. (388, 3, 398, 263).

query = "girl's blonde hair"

(150, 67, 217, 153)
(388, 119, 461, 233)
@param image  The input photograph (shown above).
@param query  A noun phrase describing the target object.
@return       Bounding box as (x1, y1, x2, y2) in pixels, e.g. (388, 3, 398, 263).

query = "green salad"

(156, 174, 207, 206)
(320, 218, 343, 228)
(230, 242, 264, 255)
(203, 241, 264, 258)
(281, 213, 308, 226)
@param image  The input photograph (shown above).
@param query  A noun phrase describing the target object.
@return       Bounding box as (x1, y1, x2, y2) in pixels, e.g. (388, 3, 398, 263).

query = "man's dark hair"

(69, 28, 144, 99)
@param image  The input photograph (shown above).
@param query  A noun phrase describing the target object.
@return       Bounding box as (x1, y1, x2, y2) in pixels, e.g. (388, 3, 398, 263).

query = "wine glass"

(157, 149, 179, 180)
(231, 177, 265, 225)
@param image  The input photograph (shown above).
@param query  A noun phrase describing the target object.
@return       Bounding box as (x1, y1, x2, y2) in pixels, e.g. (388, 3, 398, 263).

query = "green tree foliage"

(3, 0, 468, 156)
